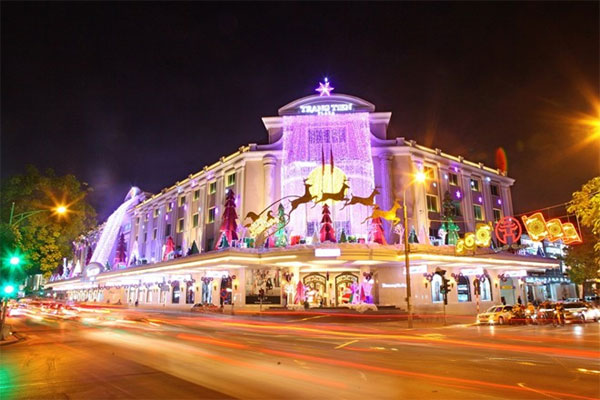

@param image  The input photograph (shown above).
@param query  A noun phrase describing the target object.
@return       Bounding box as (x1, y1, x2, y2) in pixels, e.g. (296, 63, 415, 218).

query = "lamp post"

(402, 171, 427, 329)
(8, 202, 67, 227)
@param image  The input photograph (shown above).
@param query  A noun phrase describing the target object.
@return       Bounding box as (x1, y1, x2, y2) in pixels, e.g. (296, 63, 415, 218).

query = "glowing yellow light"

(546, 219, 564, 242)
(455, 239, 466, 255)
(521, 212, 548, 242)
(475, 222, 492, 247)
(55, 205, 67, 214)
(415, 171, 427, 183)
(464, 232, 477, 251)
(562, 223, 582, 244)
(306, 165, 348, 203)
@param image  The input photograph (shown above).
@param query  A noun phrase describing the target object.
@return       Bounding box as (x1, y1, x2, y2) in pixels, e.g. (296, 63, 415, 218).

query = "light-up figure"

(316, 78, 334, 96)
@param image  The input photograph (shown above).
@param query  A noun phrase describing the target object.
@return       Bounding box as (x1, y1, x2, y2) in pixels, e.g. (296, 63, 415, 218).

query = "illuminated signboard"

(299, 103, 354, 115)
(315, 248, 341, 257)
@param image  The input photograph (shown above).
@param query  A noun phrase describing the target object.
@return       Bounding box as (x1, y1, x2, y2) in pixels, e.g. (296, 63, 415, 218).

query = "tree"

(319, 204, 336, 242)
(217, 190, 239, 249)
(564, 233, 598, 285)
(114, 232, 127, 265)
(274, 203, 288, 247)
(441, 191, 460, 245)
(567, 177, 600, 255)
(188, 240, 200, 255)
(1, 165, 96, 276)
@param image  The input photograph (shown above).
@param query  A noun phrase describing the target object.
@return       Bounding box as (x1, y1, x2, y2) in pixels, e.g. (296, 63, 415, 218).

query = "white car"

(477, 305, 513, 325)
(563, 302, 600, 323)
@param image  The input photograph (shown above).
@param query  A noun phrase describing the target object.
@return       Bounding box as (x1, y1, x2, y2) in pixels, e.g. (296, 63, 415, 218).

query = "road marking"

(297, 315, 328, 322)
(335, 339, 358, 349)
(517, 383, 562, 400)
(517, 361, 536, 366)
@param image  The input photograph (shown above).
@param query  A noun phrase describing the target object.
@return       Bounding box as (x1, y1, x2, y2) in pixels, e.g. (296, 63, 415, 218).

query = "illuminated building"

(48, 81, 565, 313)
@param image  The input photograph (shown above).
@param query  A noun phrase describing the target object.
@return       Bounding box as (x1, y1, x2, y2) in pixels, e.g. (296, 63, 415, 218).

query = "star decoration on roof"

(315, 78, 334, 96)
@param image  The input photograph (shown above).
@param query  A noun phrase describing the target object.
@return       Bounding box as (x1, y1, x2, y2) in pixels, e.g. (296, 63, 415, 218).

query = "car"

(563, 302, 599, 323)
(583, 302, 600, 322)
(477, 305, 513, 325)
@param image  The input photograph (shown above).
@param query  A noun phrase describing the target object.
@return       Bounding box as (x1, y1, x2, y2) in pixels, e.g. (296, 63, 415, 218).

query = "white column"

(461, 174, 475, 232)
(263, 155, 277, 209)
(379, 153, 394, 243)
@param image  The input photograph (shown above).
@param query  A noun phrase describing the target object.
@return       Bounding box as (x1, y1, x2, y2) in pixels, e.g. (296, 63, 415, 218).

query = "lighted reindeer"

(341, 187, 380, 210)
(363, 199, 402, 225)
(244, 211, 261, 228)
(289, 179, 317, 214)
(314, 179, 350, 205)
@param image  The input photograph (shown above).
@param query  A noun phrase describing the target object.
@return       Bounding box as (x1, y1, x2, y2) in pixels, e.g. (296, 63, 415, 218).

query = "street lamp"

(8, 202, 68, 227)
(402, 170, 428, 328)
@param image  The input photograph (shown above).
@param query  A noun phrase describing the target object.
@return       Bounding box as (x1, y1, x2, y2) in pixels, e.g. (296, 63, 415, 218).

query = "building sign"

(504, 270, 527, 278)
(315, 248, 341, 257)
(381, 283, 406, 288)
(460, 268, 484, 276)
(524, 276, 570, 285)
(409, 265, 427, 274)
(299, 103, 354, 115)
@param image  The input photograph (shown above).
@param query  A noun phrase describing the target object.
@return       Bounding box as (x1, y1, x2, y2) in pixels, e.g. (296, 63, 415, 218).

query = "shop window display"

(432, 274, 443, 303)
(245, 268, 281, 305)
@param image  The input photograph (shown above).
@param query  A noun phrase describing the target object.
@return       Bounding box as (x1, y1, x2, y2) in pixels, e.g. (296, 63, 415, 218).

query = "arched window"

(480, 276, 492, 301)
(457, 275, 471, 302)
(172, 281, 180, 304)
(431, 274, 443, 303)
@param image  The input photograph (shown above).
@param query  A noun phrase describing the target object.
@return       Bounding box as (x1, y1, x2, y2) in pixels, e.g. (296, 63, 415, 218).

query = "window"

(136, 217, 140, 225)
(207, 207, 216, 223)
(152, 228, 157, 240)
(154, 209, 159, 218)
(177, 218, 184, 232)
(193, 189, 200, 200)
(431, 274, 443, 303)
(144, 213, 149, 222)
(493, 208, 503, 222)
(209, 182, 216, 194)
(457, 275, 471, 302)
(426, 194, 439, 212)
(143, 232, 147, 243)
(226, 173, 236, 187)
(167, 202, 173, 212)
(206, 238, 214, 251)
(473, 204, 484, 221)
(193, 213, 199, 228)
(448, 173, 459, 186)
(165, 224, 171, 237)
(171, 281, 180, 304)
(470, 178, 481, 192)
(490, 184, 499, 196)
(480, 277, 492, 301)
(424, 166, 435, 180)
(179, 196, 186, 207)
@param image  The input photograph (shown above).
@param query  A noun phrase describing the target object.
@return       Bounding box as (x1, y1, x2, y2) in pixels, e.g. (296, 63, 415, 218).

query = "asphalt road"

(1, 307, 599, 400)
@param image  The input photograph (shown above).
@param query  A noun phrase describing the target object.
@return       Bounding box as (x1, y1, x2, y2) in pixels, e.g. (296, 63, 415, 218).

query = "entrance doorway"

(335, 273, 358, 306)
(303, 273, 326, 306)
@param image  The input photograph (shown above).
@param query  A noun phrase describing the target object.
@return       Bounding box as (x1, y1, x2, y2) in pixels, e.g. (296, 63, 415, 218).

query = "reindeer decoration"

(243, 211, 261, 228)
(289, 179, 317, 214)
(362, 199, 402, 225)
(341, 187, 380, 209)
(314, 179, 350, 205)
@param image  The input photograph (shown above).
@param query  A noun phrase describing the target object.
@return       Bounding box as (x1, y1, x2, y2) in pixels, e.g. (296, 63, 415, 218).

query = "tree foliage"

(1, 165, 96, 276)
(564, 177, 600, 283)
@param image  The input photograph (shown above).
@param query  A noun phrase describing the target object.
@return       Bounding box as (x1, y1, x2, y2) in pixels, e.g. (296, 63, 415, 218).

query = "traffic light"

(2, 283, 16, 298)
(435, 268, 451, 305)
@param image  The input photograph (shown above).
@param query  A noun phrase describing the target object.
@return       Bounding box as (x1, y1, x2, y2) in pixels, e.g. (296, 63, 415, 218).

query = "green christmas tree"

(442, 190, 460, 245)
(188, 240, 200, 255)
(275, 203, 288, 247)
(339, 229, 348, 243)
(408, 226, 419, 243)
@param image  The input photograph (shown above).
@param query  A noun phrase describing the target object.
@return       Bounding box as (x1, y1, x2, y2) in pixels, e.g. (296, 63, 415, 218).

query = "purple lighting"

(456, 190, 462, 199)
(497, 198, 502, 205)
(315, 78, 334, 96)
(478, 196, 483, 204)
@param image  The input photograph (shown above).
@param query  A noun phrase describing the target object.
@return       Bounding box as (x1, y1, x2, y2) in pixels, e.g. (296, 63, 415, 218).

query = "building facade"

(48, 84, 567, 314)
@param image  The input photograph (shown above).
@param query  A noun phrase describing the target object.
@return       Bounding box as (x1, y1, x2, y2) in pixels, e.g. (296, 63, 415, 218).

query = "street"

(1, 308, 599, 399)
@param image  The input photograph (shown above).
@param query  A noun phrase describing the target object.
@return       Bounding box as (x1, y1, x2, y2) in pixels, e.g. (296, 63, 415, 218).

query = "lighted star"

(315, 78, 334, 96)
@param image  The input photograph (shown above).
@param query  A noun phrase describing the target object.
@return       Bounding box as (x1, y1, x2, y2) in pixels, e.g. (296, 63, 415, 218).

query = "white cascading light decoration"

(89, 187, 140, 267)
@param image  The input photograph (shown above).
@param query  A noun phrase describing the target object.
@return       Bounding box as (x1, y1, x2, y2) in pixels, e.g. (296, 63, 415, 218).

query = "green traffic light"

(9, 256, 21, 266)
(3, 285, 15, 295)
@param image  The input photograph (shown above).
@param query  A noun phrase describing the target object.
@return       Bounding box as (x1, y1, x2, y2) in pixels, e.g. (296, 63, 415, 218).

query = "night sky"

(2, 2, 598, 221)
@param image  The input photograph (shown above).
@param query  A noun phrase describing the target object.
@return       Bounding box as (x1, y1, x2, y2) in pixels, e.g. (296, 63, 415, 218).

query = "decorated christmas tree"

(369, 217, 387, 245)
(319, 204, 336, 242)
(441, 190, 460, 245)
(188, 240, 200, 255)
(339, 229, 348, 243)
(115, 232, 127, 265)
(274, 203, 288, 247)
(217, 189, 239, 249)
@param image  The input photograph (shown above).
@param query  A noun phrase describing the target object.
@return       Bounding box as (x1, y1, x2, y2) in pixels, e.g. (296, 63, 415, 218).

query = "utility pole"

(403, 194, 413, 328)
